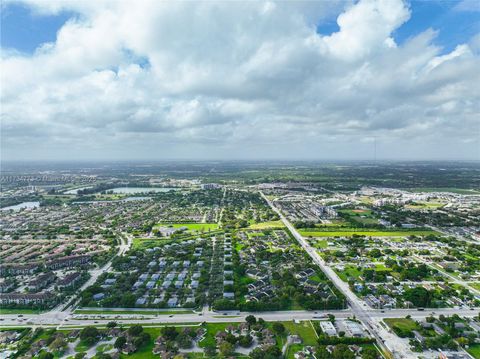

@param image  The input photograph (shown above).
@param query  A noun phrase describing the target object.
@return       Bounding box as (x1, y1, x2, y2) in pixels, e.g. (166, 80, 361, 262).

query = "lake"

(1, 201, 40, 212)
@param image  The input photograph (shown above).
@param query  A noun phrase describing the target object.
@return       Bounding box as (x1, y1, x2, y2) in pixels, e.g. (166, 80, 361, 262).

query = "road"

(260, 192, 406, 358)
(1, 307, 478, 328)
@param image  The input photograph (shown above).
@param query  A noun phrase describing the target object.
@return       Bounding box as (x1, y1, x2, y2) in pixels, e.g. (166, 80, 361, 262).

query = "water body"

(105, 187, 179, 194)
(1, 201, 40, 212)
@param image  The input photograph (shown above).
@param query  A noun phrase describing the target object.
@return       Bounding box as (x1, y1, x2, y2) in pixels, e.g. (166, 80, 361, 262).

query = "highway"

(260, 192, 411, 358)
(1, 307, 478, 328)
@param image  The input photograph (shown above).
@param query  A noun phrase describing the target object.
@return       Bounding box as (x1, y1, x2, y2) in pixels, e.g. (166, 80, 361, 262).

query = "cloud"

(1, 0, 479, 160)
(454, 0, 480, 13)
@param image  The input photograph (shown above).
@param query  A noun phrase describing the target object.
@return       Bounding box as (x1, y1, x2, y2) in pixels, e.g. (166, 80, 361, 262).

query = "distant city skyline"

(1, 0, 479, 161)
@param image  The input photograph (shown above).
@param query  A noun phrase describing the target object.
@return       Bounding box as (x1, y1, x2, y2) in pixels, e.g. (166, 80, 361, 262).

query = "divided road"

(260, 192, 401, 358)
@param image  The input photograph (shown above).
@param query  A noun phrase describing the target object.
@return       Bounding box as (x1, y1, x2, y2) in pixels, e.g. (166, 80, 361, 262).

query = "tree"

(272, 322, 285, 335)
(177, 333, 193, 349)
(239, 334, 253, 348)
(74, 353, 85, 359)
(246, 315, 256, 326)
(328, 314, 336, 323)
(80, 326, 99, 341)
(457, 337, 468, 348)
(114, 336, 126, 349)
(37, 353, 54, 359)
(49, 337, 67, 352)
(404, 287, 432, 308)
(161, 326, 179, 341)
(333, 344, 354, 359)
(204, 344, 217, 357)
(315, 347, 330, 359)
(362, 347, 379, 359)
(219, 341, 234, 357)
(107, 321, 117, 328)
(128, 324, 143, 336)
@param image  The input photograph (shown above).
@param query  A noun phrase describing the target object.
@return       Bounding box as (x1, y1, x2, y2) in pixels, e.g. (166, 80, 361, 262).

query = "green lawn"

(282, 321, 318, 345)
(384, 318, 418, 334)
(467, 344, 480, 359)
(248, 220, 285, 229)
(96, 344, 113, 353)
(286, 344, 304, 359)
(0, 308, 45, 314)
(75, 340, 93, 353)
(335, 265, 363, 282)
(312, 240, 328, 248)
(198, 323, 230, 348)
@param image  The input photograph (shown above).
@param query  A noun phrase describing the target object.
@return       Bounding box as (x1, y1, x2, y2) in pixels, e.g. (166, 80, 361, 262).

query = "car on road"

(169, 315, 174, 317)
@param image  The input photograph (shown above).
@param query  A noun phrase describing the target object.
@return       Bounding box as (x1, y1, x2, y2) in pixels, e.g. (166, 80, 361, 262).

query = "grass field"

(0, 308, 44, 314)
(312, 239, 328, 248)
(299, 229, 436, 237)
(248, 220, 285, 229)
(282, 321, 318, 345)
(335, 265, 362, 281)
(405, 202, 445, 210)
(384, 318, 418, 335)
(467, 344, 480, 359)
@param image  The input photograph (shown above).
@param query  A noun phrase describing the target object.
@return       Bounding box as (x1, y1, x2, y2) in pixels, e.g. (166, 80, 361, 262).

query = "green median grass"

(74, 309, 194, 315)
(0, 308, 45, 315)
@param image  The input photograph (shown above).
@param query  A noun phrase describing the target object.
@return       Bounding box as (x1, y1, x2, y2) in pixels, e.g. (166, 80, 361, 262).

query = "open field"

(384, 318, 418, 333)
(282, 321, 318, 345)
(248, 220, 285, 229)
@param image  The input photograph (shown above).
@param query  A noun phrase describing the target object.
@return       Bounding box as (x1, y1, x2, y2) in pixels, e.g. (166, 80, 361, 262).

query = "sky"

(1, 0, 479, 161)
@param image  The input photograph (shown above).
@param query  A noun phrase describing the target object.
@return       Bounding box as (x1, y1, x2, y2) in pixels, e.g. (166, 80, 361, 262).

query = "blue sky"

(1, 2, 74, 54)
(2, 1, 479, 55)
